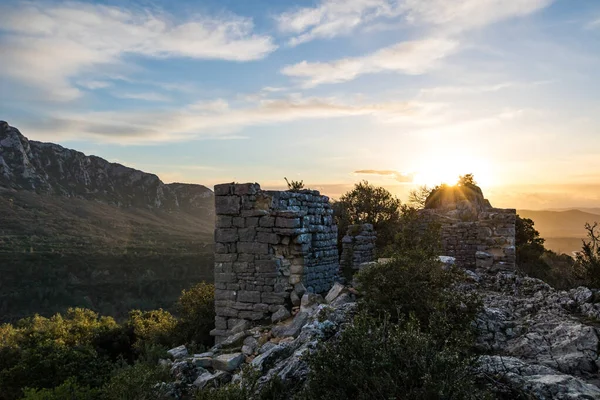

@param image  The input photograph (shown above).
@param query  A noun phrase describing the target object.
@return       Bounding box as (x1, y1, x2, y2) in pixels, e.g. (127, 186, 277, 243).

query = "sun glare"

(411, 155, 494, 188)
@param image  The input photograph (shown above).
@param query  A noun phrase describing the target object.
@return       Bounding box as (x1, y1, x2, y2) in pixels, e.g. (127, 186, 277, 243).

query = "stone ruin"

(340, 224, 377, 270)
(419, 184, 516, 271)
(211, 183, 339, 342)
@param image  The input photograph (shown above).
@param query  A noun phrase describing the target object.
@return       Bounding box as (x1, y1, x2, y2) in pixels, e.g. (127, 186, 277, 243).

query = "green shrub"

(128, 309, 178, 351)
(100, 363, 170, 400)
(22, 378, 100, 400)
(176, 282, 215, 347)
(355, 253, 480, 346)
(300, 312, 490, 400)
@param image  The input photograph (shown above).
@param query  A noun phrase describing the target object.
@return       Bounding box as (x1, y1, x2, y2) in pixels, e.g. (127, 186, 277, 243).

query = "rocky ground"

(160, 267, 600, 399)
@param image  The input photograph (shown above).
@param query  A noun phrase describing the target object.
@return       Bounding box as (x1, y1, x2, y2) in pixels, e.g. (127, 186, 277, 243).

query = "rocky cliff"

(0, 121, 213, 216)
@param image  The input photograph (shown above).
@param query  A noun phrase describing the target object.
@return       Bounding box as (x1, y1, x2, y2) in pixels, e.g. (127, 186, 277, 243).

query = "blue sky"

(1, 0, 600, 209)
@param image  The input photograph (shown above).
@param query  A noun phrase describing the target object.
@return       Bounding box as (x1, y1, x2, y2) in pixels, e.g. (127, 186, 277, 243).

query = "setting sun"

(412, 154, 494, 188)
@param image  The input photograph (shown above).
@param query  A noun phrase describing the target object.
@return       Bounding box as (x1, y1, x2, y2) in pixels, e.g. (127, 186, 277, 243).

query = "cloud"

(112, 92, 172, 102)
(77, 80, 113, 90)
(586, 18, 600, 29)
(355, 169, 416, 183)
(276, 0, 553, 45)
(16, 95, 428, 144)
(0, 1, 276, 101)
(281, 38, 458, 87)
(276, 0, 403, 46)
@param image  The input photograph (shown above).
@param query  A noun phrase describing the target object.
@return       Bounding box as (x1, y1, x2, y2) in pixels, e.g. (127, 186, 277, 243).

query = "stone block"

(216, 216, 233, 228)
(237, 242, 269, 255)
(259, 216, 275, 227)
(237, 290, 262, 303)
(276, 217, 302, 228)
(216, 228, 238, 243)
(215, 196, 240, 215)
(257, 232, 279, 244)
(214, 183, 232, 196)
(233, 183, 260, 195)
(238, 228, 256, 242)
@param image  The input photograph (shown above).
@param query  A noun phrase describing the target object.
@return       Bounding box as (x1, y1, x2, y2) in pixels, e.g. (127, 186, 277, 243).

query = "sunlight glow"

(411, 152, 494, 188)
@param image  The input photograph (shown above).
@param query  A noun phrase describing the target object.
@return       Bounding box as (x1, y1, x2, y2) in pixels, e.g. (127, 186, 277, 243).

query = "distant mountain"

(517, 209, 600, 255)
(0, 121, 215, 322)
(0, 120, 213, 215)
(517, 209, 600, 238)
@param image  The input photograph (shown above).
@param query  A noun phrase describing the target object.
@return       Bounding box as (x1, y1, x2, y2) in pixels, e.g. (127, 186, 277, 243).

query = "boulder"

(167, 345, 188, 360)
(193, 370, 231, 389)
(325, 282, 346, 304)
(271, 312, 309, 338)
(271, 306, 292, 323)
(300, 293, 323, 314)
(212, 353, 245, 372)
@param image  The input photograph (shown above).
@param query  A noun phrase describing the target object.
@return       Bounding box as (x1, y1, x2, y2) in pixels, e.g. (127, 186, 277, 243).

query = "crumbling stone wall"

(340, 224, 377, 270)
(419, 208, 516, 270)
(211, 183, 338, 341)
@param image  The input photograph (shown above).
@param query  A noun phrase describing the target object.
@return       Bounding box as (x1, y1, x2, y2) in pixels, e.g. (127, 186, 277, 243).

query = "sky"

(1, 0, 600, 209)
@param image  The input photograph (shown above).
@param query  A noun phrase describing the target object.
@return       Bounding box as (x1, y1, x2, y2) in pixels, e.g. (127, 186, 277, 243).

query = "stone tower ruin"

(211, 183, 339, 342)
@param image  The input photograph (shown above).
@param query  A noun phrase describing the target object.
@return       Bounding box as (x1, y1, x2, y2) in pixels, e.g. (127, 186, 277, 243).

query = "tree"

(457, 173, 476, 186)
(334, 181, 401, 249)
(515, 215, 548, 277)
(576, 222, 600, 288)
(407, 185, 431, 208)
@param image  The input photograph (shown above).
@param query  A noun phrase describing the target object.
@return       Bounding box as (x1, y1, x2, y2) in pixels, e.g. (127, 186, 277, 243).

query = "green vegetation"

(576, 222, 600, 288)
(0, 190, 214, 323)
(284, 177, 305, 191)
(333, 180, 402, 249)
(0, 282, 214, 400)
(515, 214, 580, 289)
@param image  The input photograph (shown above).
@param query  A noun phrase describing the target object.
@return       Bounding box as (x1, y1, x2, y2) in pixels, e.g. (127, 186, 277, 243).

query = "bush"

(300, 312, 490, 400)
(22, 378, 100, 400)
(176, 282, 215, 347)
(334, 181, 402, 250)
(101, 363, 170, 400)
(128, 309, 178, 352)
(355, 252, 480, 347)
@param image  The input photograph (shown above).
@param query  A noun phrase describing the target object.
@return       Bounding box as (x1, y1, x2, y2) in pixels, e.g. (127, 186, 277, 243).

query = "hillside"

(517, 209, 600, 255)
(0, 121, 216, 322)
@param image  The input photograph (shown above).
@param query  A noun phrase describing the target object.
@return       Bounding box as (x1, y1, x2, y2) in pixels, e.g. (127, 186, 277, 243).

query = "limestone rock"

(325, 282, 346, 304)
(300, 293, 323, 314)
(193, 370, 231, 389)
(479, 356, 600, 399)
(212, 353, 245, 372)
(167, 345, 188, 360)
(272, 312, 309, 338)
(271, 306, 292, 323)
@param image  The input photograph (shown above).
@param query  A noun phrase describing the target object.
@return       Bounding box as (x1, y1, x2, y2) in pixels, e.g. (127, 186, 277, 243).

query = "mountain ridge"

(0, 120, 213, 216)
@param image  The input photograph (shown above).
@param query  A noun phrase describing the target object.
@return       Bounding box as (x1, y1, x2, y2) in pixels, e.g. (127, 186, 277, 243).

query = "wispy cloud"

(112, 92, 172, 102)
(18, 95, 429, 144)
(0, 1, 276, 101)
(277, 0, 403, 46)
(355, 169, 416, 183)
(586, 17, 600, 29)
(282, 38, 458, 87)
(77, 80, 113, 90)
(276, 0, 553, 46)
